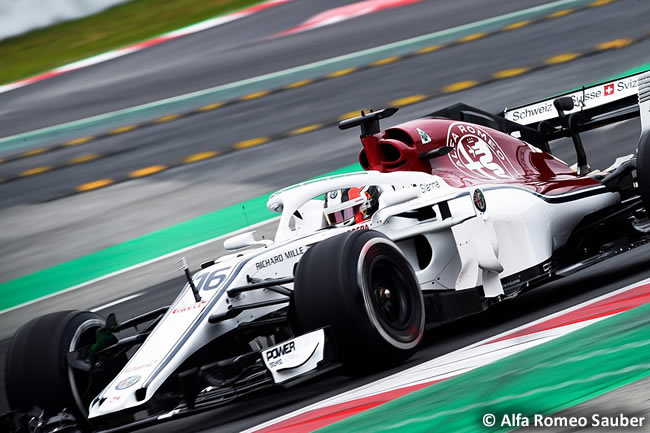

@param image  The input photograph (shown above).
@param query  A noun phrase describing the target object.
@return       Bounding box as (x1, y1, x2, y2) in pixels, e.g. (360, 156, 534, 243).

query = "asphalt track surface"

(1, 0, 650, 430)
(0, 0, 569, 136)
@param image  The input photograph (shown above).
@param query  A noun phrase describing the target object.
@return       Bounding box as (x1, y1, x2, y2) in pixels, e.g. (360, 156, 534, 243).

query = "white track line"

(91, 292, 143, 312)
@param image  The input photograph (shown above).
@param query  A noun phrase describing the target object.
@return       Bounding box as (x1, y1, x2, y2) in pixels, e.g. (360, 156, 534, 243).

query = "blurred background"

(1, 0, 648, 284)
(0, 0, 649, 429)
(0, 0, 130, 41)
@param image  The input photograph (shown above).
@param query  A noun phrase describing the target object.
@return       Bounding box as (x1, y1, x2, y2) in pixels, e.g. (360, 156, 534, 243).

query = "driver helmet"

(324, 186, 380, 227)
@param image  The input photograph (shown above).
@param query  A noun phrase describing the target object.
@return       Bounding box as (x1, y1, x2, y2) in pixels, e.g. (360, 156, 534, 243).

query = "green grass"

(0, 0, 265, 85)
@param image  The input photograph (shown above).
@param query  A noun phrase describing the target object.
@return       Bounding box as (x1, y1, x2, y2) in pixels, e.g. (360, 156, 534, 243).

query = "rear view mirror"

(379, 187, 420, 208)
(224, 231, 272, 251)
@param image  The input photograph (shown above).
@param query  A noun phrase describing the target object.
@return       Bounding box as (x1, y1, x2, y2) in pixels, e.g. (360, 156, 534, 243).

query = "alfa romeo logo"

(115, 375, 140, 390)
(473, 189, 486, 213)
(446, 123, 516, 181)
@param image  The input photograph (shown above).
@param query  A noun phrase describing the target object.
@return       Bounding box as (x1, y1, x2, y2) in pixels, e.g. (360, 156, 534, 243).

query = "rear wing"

(502, 72, 644, 127)
(500, 71, 649, 175)
(425, 71, 648, 176)
(426, 72, 645, 150)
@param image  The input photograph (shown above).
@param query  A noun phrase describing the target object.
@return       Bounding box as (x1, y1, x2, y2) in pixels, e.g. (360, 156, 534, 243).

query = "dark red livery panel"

(359, 118, 599, 195)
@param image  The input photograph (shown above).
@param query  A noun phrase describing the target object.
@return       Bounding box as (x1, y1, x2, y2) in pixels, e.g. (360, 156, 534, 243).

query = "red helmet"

(324, 186, 380, 227)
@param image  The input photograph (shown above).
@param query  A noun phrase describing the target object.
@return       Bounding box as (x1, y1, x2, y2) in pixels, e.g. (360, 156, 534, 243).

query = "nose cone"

(87, 261, 239, 419)
(88, 385, 143, 418)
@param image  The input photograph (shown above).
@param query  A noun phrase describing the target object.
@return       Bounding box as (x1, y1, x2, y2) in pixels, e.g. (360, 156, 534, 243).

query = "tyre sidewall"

(5, 311, 104, 417)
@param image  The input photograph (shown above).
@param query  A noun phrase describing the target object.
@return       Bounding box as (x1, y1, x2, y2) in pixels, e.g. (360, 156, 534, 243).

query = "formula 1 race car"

(3, 71, 650, 433)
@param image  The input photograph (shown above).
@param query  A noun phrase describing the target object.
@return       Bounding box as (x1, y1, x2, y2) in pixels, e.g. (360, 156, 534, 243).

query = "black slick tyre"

(5, 310, 105, 419)
(293, 230, 424, 368)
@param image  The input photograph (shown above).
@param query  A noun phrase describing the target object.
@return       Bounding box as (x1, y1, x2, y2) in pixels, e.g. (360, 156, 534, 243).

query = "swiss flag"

(604, 83, 615, 96)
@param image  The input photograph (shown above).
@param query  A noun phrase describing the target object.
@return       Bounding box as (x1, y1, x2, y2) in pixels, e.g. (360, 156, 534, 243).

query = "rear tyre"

(637, 131, 650, 212)
(5, 310, 105, 418)
(293, 230, 424, 368)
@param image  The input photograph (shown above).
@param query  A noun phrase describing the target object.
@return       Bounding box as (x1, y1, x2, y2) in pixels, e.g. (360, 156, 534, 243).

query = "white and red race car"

(3, 71, 650, 433)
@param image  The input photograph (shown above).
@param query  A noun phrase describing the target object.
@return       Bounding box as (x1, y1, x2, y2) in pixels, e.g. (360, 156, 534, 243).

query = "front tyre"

(5, 310, 105, 420)
(293, 230, 424, 368)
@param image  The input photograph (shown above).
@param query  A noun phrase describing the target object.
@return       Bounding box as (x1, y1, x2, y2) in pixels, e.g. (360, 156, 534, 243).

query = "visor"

(326, 204, 364, 226)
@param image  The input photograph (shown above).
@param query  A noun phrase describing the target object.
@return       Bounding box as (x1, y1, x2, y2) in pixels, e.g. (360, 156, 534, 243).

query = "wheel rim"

(368, 257, 412, 331)
(68, 318, 104, 418)
(357, 238, 424, 350)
